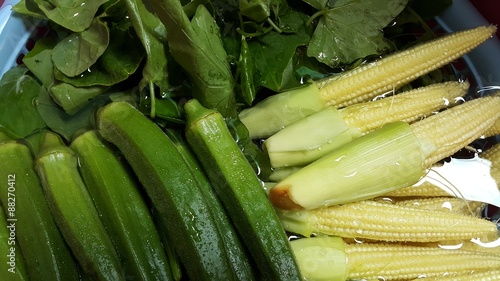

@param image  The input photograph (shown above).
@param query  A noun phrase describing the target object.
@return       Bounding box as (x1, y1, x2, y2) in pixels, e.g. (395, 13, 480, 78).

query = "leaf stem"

(306, 3, 357, 26)
(306, 9, 328, 26)
(149, 81, 156, 119)
(266, 17, 282, 33)
(236, 26, 274, 38)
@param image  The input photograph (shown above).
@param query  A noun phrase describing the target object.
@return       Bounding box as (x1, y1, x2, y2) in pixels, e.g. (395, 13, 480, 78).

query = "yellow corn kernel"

(481, 142, 500, 186)
(410, 94, 500, 167)
(483, 118, 500, 137)
(423, 240, 500, 256)
(291, 236, 500, 281)
(390, 197, 485, 216)
(426, 269, 500, 280)
(276, 200, 499, 243)
(340, 80, 469, 133)
(317, 25, 496, 108)
(344, 241, 500, 281)
(384, 181, 450, 197)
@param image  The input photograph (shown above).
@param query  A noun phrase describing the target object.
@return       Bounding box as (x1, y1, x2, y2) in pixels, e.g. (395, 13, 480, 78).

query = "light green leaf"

(50, 83, 109, 115)
(33, 0, 108, 32)
(52, 17, 110, 77)
(53, 20, 144, 87)
(22, 37, 56, 87)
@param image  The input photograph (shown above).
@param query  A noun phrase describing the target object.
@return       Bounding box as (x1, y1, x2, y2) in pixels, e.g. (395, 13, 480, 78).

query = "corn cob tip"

(318, 25, 497, 108)
(269, 185, 304, 210)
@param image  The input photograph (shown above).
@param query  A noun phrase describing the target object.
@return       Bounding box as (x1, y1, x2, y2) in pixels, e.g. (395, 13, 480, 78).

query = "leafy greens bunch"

(0, 0, 452, 179)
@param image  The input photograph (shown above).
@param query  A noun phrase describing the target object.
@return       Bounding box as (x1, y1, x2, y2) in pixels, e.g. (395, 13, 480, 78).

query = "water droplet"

(441, 201, 453, 211)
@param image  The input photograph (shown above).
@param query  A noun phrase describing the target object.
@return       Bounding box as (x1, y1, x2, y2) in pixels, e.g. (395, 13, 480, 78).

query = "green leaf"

(12, 0, 47, 19)
(225, 117, 272, 181)
(190, 5, 236, 116)
(307, 0, 408, 67)
(32, 0, 108, 32)
(0, 67, 47, 139)
(22, 37, 57, 87)
(240, 0, 271, 22)
(248, 10, 311, 92)
(300, 0, 327, 10)
(237, 36, 257, 105)
(138, 93, 185, 124)
(52, 17, 110, 77)
(54, 20, 144, 87)
(36, 87, 109, 141)
(100, 0, 128, 19)
(50, 83, 109, 115)
(124, 0, 169, 92)
(145, 0, 236, 117)
(190, 6, 232, 80)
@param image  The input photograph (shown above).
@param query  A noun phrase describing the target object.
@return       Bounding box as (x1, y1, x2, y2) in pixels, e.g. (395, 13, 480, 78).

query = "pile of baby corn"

(242, 25, 500, 280)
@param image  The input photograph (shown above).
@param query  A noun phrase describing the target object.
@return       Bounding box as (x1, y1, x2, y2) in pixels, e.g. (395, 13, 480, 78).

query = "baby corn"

(290, 236, 500, 281)
(390, 197, 485, 216)
(386, 143, 500, 197)
(411, 93, 500, 167)
(423, 240, 500, 256)
(483, 117, 500, 137)
(239, 25, 496, 138)
(318, 26, 495, 108)
(345, 241, 500, 281)
(340, 80, 468, 131)
(264, 81, 468, 168)
(276, 200, 499, 242)
(269, 95, 500, 210)
(269, 121, 425, 209)
(482, 142, 500, 185)
(426, 269, 500, 281)
(384, 180, 451, 197)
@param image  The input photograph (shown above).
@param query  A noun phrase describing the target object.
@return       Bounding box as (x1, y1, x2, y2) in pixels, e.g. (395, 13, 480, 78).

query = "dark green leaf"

(145, 0, 236, 117)
(139, 93, 185, 124)
(124, 0, 169, 92)
(35, 87, 109, 141)
(410, 0, 452, 21)
(52, 17, 110, 77)
(100, 0, 128, 19)
(0, 67, 47, 138)
(237, 36, 257, 105)
(248, 10, 311, 91)
(307, 0, 408, 67)
(300, 0, 327, 10)
(225, 117, 272, 181)
(32, 0, 108, 32)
